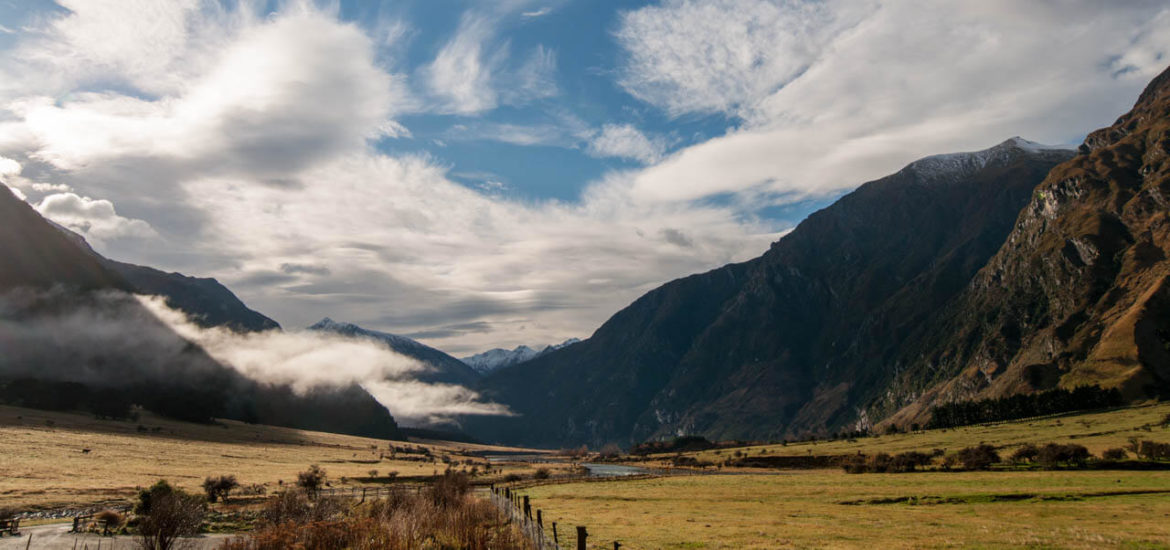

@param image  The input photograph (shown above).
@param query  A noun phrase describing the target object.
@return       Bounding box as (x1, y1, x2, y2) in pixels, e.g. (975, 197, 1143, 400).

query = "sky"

(0, 0, 1168, 356)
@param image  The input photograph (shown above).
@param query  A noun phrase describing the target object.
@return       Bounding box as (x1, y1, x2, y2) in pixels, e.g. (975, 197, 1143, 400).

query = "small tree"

(296, 465, 327, 499)
(599, 443, 622, 459)
(1102, 448, 1127, 461)
(135, 480, 206, 550)
(533, 467, 551, 480)
(956, 444, 1000, 470)
(201, 475, 239, 503)
(1010, 444, 1040, 464)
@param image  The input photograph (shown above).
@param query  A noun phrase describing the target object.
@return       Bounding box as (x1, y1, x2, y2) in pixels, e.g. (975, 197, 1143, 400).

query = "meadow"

(522, 470, 1170, 549)
(518, 403, 1170, 549)
(0, 405, 559, 511)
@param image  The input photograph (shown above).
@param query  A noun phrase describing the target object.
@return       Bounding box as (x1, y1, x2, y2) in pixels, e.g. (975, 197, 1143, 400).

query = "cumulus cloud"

(13, 5, 406, 180)
(36, 192, 157, 244)
(0, 156, 20, 180)
(587, 124, 667, 164)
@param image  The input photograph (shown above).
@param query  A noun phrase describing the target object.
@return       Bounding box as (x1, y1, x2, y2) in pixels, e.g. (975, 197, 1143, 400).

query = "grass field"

(0, 405, 557, 511)
(522, 471, 1170, 549)
(669, 402, 1170, 466)
(518, 403, 1170, 549)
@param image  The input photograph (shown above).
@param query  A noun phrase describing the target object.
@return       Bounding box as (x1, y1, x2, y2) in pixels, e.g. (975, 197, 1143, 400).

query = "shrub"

(889, 451, 931, 472)
(135, 480, 206, 550)
(599, 443, 622, 459)
(95, 509, 123, 535)
(1010, 444, 1040, 463)
(502, 473, 522, 483)
(1133, 439, 1170, 460)
(428, 471, 470, 508)
(260, 489, 346, 525)
(1102, 448, 1128, 461)
(297, 465, 327, 499)
(1035, 443, 1090, 468)
(533, 467, 551, 480)
(202, 475, 239, 503)
(956, 444, 1000, 470)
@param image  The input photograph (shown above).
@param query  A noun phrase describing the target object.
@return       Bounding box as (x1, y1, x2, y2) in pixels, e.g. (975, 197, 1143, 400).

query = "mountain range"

(461, 339, 582, 373)
(460, 65, 1170, 448)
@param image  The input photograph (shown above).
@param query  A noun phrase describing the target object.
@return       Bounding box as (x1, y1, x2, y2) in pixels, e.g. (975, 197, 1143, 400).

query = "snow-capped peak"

(461, 337, 582, 373)
(906, 137, 1074, 182)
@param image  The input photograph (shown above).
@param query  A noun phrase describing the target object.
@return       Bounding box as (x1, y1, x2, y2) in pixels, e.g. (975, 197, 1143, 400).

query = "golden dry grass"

(0, 405, 559, 510)
(522, 471, 1170, 549)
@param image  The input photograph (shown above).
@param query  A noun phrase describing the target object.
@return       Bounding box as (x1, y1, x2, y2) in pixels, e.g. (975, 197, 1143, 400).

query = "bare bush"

(135, 480, 206, 550)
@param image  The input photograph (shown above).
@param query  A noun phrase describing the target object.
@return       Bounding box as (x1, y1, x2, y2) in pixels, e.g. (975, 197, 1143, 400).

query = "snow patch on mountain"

(462, 338, 582, 373)
(906, 137, 1074, 182)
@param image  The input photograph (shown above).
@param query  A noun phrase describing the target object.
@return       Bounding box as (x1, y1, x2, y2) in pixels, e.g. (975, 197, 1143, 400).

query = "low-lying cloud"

(0, 288, 509, 425)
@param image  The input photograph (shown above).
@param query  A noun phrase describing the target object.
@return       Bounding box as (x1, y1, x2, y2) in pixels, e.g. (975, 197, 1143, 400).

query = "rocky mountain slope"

(876, 65, 1170, 427)
(309, 318, 480, 386)
(0, 185, 400, 439)
(461, 338, 582, 373)
(465, 137, 1075, 447)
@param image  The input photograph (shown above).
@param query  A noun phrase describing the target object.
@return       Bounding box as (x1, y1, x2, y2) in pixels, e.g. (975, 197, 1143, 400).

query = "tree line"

(926, 386, 1123, 429)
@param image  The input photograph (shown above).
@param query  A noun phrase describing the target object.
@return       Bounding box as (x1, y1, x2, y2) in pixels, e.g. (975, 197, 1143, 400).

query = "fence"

(489, 485, 625, 550)
(316, 485, 424, 501)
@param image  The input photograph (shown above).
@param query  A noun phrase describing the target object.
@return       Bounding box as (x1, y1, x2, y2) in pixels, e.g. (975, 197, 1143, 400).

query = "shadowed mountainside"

(465, 137, 1074, 447)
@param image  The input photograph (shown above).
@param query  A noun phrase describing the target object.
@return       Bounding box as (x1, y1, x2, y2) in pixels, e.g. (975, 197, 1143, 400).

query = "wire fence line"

(489, 486, 576, 550)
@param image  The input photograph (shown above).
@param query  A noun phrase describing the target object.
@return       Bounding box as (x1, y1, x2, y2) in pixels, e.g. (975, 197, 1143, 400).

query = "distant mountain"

(0, 185, 400, 439)
(309, 318, 480, 385)
(464, 136, 1076, 448)
(461, 338, 582, 373)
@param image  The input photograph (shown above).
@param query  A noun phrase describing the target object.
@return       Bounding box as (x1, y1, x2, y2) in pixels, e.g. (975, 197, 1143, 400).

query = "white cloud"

(0, 156, 20, 180)
(521, 8, 552, 18)
(36, 192, 157, 244)
(12, 5, 407, 179)
(620, 1, 1170, 204)
(587, 124, 666, 164)
(615, 0, 873, 118)
(424, 14, 505, 115)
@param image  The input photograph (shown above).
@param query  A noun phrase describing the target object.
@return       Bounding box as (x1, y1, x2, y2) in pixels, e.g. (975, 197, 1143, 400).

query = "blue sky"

(1, 0, 1169, 355)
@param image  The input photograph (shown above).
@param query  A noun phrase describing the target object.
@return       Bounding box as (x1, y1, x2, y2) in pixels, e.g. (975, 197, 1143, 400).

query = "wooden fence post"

(576, 526, 588, 550)
(523, 495, 531, 519)
(614, 542, 622, 550)
(536, 509, 543, 528)
(552, 522, 558, 544)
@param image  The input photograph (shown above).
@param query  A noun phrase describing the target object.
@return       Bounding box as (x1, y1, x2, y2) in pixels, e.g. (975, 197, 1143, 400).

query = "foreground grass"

(521, 470, 1170, 549)
(0, 405, 556, 510)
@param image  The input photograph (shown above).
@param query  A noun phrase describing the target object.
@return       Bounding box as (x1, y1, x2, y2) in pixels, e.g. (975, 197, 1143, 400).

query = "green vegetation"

(926, 386, 1123, 429)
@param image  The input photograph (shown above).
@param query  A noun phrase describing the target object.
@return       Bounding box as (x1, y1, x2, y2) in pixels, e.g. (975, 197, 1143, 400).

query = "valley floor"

(521, 470, 1170, 549)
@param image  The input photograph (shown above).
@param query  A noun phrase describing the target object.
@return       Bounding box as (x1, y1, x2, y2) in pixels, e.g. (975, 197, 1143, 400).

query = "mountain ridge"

(464, 136, 1076, 447)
